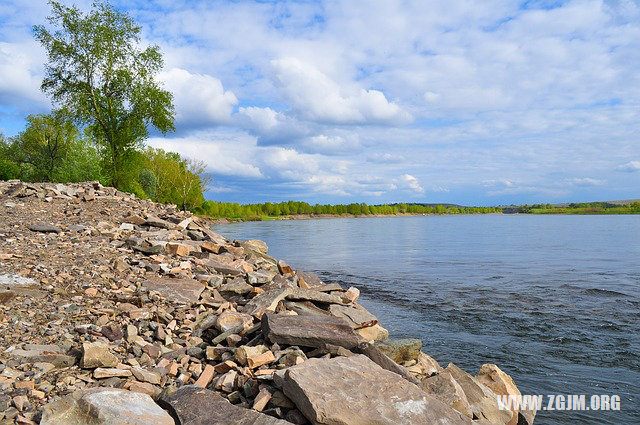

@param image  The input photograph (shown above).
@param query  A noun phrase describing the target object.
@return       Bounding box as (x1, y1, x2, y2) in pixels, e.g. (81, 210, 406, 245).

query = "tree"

(34, 1, 174, 189)
(170, 158, 211, 211)
(11, 110, 77, 182)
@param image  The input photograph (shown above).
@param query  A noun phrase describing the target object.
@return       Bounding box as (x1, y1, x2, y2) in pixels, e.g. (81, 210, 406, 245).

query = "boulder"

(41, 387, 174, 425)
(421, 370, 473, 418)
(205, 259, 242, 276)
(375, 338, 423, 363)
(476, 363, 535, 425)
(81, 342, 118, 368)
(328, 304, 378, 328)
(219, 277, 253, 295)
(262, 313, 360, 350)
(142, 278, 205, 304)
(446, 363, 513, 424)
(238, 239, 268, 254)
(354, 342, 420, 385)
(296, 270, 324, 287)
(159, 385, 289, 425)
(282, 354, 470, 425)
(355, 323, 389, 342)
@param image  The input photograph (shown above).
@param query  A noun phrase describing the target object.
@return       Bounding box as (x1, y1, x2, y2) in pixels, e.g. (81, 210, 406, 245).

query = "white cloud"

(400, 174, 425, 194)
(147, 132, 263, 178)
(270, 57, 412, 125)
(617, 161, 640, 172)
(159, 68, 238, 126)
(566, 177, 605, 187)
(0, 41, 48, 109)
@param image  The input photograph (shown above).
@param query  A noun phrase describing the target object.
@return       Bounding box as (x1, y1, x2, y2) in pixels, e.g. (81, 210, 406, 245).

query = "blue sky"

(1, 0, 639, 205)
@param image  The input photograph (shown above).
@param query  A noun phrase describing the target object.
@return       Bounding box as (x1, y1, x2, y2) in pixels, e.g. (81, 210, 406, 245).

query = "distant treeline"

(197, 201, 501, 220)
(519, 201, 640, 214)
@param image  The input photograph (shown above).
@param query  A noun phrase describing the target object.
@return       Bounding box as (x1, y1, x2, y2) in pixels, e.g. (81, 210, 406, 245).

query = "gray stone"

(205, 259, 242, 276)
(262, 313, 360, 350)
(219, 277, 253, 294)
(328, 304, 378, 328)
(286, 288, 349, 305)
(159, 385, 288, 425)
(144, 216, 173, 229)
(142, 278, 205, 304)
(9, 344, 76, 368)
(282, 354, 470, 425)
(41, 387, 174, 425)
(375, 338, 423, 363)
(243, 288, 291, 319)
(28, 223, 61, 233)
(247, 269, 277, 285)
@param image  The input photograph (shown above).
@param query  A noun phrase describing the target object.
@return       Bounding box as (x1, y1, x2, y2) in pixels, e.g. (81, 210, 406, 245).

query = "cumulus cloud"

(617, 161, 640, 172)
(159, 68, 238, 126)
(270, 57, 412, 125)
(400, 174, 425, 194)
(0, 41, 48, 110)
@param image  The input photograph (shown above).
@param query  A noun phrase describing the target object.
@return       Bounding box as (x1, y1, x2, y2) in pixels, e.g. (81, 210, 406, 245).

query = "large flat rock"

(41, 387, 174, 425)
(262, 313, 360, 350)
(282, 354, 471, 425)
(159, 385, 289, 425)
(142, 277, 205, 304)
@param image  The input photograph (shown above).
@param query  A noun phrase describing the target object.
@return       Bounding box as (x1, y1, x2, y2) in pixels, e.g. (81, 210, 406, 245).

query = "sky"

(1, 0, 639, 206)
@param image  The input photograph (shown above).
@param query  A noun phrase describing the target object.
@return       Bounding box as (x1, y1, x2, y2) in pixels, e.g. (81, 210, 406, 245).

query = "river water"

(213, 215, 640, 424)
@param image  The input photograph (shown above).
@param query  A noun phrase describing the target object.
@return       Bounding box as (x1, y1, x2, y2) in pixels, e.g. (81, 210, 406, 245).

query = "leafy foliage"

(33, 0, 174, 189)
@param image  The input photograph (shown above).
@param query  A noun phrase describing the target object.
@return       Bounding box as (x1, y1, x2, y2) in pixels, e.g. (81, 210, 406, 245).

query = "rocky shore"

(0, 180, 534, 425)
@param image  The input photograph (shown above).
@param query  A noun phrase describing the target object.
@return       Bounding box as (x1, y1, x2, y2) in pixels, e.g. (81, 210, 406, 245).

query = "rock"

(194, 364, 215, 388)
(445, 363, 513, 424)
(142, 277, 205, 304)
(131, 367, 162, 385)
(28, 223, 61, 233)
(247, 351, 275, 369)
(81, 342, 118, 368)
(159, 385, 289, 425)
(286, 288, 349, 305)
(216, 311, 254, 333)
(252, 387, 272, 411)
(165, 242, 193, 256)
(282, 354, 470, 425)
(421, 370, 473, 418)
(205, 259, 242, 275)
(417, 352, 443, 376)
(238, 239, 268, 253)
(296, 270, 323, 287)
(0, 290, 16, 304)
(354, 342, 420, 385)
(94, 368, 133, 379)
(355, 323, 389, 342)
(328, 304, 378, 328)
(375, 338, 423, 363)
(219, 277, 253, 295)
(145, 216, 173, 229)
(247, 269, 277, 285)
(277, 260, 293, 275)
(10, 344, 76, 368)
(41, 387, 174, 425)
(262, 313, 360, 350)
(235, 345, 269, 366)
(243, 288, 291, 319)
(476, 363, 535, 425)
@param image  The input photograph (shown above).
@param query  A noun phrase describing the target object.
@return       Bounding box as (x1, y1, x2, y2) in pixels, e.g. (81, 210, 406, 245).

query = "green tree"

(11, 110, 78, 182)
(34, 1, 174, 189)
